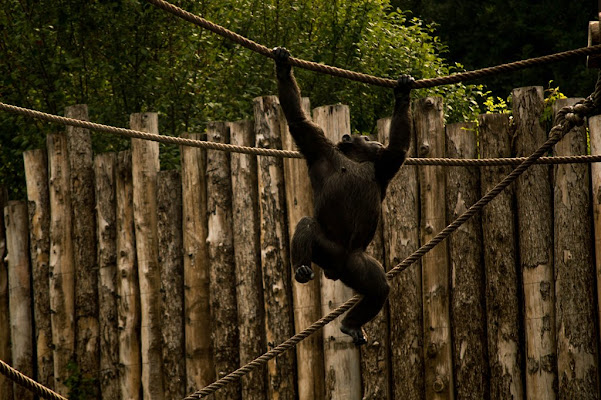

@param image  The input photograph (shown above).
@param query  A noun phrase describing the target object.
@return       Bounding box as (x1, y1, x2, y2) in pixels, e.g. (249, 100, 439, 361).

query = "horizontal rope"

(145, 0, 601, 89)
(1, 102, 600, 166)
(0, 359, 67, 400)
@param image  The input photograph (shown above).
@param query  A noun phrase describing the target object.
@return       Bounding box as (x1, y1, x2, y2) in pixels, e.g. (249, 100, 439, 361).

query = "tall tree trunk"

(131, 114, 164, 400)
(207, 122, 241, 400)
(0, 186, 11, 399)
(229, 120, 267, 400)
(254, 95, 297, 400)
(553, 98, 600, 398)
(23, 149, 54, 390)
(157, 170, 186, 399)
(94, 153, 120, 400)
(445, 122, 488, 399)
(478, 113, 523, 400)
(414, 97, 453, 400)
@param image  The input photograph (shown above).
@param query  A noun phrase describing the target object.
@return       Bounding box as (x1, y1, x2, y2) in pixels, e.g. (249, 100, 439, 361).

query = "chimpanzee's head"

(336, 134, 384, 163)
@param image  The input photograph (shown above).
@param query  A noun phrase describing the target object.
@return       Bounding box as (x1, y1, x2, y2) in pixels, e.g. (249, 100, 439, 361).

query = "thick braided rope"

(145, 0, 601, 88)
(2, 101, 601, 166)
(0, 359, 67, 400)
(184, 70, 601, 400)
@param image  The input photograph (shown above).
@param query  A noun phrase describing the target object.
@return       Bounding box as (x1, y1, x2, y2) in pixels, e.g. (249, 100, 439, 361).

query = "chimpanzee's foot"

(394, 74, 414, 98)
(295, 265, 315, 283)
(340, 324, 368, 346)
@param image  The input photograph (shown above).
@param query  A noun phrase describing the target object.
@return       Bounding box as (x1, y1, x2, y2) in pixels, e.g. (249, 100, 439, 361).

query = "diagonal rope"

(183, 72, 601, 400)
(145, 0, 601, 89)
(0, 359, 68, 400)
(2, 101, 601, 166)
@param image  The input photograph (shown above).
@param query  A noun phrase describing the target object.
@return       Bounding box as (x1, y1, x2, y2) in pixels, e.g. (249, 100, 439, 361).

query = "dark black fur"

(274, 47, 413, 345)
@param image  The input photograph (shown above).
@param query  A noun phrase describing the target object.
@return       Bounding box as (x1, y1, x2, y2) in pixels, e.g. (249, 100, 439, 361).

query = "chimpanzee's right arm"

(274, 47, 334, 165)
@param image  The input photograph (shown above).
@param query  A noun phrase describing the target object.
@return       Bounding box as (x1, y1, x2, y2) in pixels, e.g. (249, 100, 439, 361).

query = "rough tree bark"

(65, 104, 100, 396)
(312, 104, 362, 400)
(513, 87, 556, 400)
(553, 98, 600, 399)
(94, 153, 120, 400)
(414, 97, 453, 400)
(180, 132, 214, 393)
(229, 120, 267, 400)
(280, 98, 326, 400)
(23, 149, 54, 390)
(478, 113, 523, 400)
(4, 201, 34, 400)
(207, 122, 241, 400)
(253, 95, 297, 400)
(445, 122, 488, 399)
(116, 150, 142, 400)
(131, 114, 164, 400)
(157, 169, 186, 399)
(0, 186, 11, 399)
(47, 131, 75, 396)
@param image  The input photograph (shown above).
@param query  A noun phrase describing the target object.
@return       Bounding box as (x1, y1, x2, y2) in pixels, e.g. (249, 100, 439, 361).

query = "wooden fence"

(1, 86, 601, 400)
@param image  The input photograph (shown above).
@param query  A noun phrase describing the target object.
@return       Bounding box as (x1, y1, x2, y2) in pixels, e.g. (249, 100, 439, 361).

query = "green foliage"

(1, 0, 485, 196)
(482, 94, 511, 115)
(64, 361, 97, 400)
(541, 81, 567, 125)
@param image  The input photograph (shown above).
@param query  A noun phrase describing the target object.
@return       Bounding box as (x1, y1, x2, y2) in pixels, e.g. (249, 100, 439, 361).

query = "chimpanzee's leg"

(339, 252, 390, 345)
(291, 216, 346, 283)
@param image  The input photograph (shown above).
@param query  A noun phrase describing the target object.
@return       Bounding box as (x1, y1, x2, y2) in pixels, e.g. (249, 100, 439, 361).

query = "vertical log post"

(253, 95, 297, 400)
(230, 120, 267, 400)
(0, 186, 11, 399)
(553, 98, 600, 397)
(95, 153, 120, 400)
(414, 97, 453, 400)
(157, 169, 186, 399)
(47, 131, 75, 395)
(5, 200, 34, 400)
(207, 122, 240, 400)
(589, 115, 601, 378)
(23, 149, 54, 389)
(379, 116, 424, 400)
(116, 150, 141, 400)
(312, 104, 362, 400)
(131, 114, 164, 399)
(280, 98, 325, 400)
(180, 132, 214, 392)
(445, 122, 488, 398)
(65, 104, 100, 395)
(478, 113, 523, 400)
(513, 87, 555, 400)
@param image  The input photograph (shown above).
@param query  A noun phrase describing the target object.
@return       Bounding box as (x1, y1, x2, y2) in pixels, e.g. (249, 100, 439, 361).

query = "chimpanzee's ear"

(342, 134, 351, 142)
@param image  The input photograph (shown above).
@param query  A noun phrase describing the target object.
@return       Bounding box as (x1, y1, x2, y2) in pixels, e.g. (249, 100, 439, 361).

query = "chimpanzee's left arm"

(375, 75, 414, 188)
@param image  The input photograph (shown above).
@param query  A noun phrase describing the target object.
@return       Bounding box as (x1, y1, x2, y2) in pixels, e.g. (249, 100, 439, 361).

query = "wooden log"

(157, 169, 186, 399)
(478, 113, 523, 400)
(5, 200, 34, 400)
(180, 132, 214, 392)
(65, 104, 100, 394)
(116, 150, 141, 400)
(312, 104, 361, 400)
(131, 114, 164, 399)
(590, 115, 601, 390)
(414, 97, 453, 400)
(47, 131, 75, 395)
(513, 87, 554, 400)
(253, 95, 297, 400)
(23, 149, 54, 389)
(445, 122, 488, 399)
(553, 98, 600, 398)
(229, 120, 267, 400)
(94, 153, 119, 400)
(206, 122, 240, 400)
(379, 116, 424, 400)
(0, 187, 11, 399)
(280, 98, 325, 400)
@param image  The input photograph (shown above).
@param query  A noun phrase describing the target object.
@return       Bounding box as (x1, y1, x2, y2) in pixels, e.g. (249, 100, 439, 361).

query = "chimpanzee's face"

(336, 134, 383, 163)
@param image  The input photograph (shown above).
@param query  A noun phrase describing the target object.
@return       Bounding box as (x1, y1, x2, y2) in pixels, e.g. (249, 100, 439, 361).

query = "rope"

(145, 0, 601, 89)
(1, 101, 600, 166)
(183, 72, 601, 400)
(0, 359, 68, 400)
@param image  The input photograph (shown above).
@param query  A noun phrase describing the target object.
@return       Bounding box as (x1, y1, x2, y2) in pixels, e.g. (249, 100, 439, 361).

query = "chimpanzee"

(273, 47, 413, 345)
